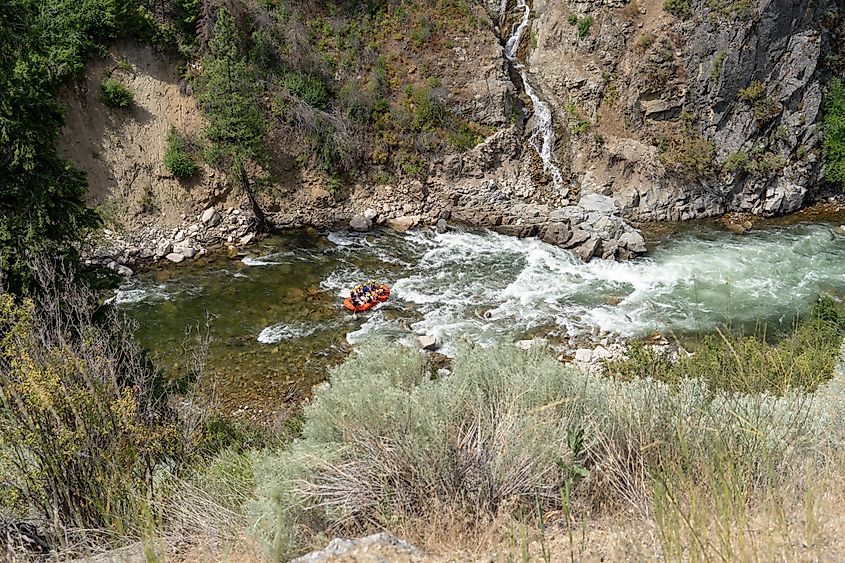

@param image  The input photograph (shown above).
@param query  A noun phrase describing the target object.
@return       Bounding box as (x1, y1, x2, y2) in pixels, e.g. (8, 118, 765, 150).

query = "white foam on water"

(257, 323, 317, 344)
(109, 285, 169, 305)
(241, 251, 293, 266)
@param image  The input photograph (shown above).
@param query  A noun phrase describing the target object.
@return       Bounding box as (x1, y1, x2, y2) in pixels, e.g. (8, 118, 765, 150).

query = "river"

(115, 219, 845, 417)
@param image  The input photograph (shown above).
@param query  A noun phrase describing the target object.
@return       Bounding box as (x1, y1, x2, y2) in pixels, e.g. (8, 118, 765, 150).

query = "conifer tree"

(197, 7, 271, 232)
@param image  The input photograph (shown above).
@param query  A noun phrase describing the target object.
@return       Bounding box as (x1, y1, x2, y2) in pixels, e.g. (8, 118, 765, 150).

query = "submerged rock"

(164, 252, 185, 263)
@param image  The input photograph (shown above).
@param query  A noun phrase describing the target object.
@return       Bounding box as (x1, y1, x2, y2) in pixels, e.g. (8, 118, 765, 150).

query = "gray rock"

(573, 235, 600, 262)
(239, 233, 256, 246)
(349, 215, 372, 232)
(291, 533, 422, 563)
(201, 207, 221, 227)
(155, 240, 172, 258)
(165, 252, 185, 264)
(566, 229, 590, 248)
(363, 207, 378, 221)
(139, 248, 155, 259)
(539, 222, 572, 247)
(418, 335, 438, 350)
(435, 218, 449, 234)
(579, 194, 619, 214)
(174, 245, 195, 259)
(574, 348, 593, 363)
(618, 230, 647, 253)
(116, 265, 133, 277)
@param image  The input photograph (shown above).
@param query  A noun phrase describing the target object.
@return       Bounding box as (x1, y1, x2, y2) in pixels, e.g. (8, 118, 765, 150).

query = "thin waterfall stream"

(504, 0, 564, 188)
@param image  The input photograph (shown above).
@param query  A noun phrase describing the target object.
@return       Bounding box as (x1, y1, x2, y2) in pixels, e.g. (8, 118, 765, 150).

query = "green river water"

(114, 218, 845, 418)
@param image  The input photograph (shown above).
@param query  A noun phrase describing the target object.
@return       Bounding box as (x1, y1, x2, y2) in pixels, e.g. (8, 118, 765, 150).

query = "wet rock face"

(522, 0, 838, 222)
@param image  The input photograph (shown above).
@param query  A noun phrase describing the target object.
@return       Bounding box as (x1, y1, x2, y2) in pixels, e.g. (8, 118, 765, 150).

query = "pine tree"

(197, 7, 271, 232)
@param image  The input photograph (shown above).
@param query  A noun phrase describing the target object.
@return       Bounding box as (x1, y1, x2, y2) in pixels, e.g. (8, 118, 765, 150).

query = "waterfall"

(504, 0, 564, 189)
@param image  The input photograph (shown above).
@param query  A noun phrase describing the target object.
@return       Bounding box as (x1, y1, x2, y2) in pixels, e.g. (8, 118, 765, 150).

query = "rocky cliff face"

(511, 0, 839, 221)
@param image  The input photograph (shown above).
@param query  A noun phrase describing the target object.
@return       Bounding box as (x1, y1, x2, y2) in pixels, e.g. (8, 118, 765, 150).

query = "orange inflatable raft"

(343, 285, 391, 313)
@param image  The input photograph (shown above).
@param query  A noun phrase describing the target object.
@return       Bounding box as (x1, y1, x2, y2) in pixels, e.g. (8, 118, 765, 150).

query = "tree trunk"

(239, 165, 271, 233)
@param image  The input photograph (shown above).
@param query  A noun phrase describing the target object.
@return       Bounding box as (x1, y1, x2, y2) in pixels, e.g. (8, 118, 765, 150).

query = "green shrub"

(606, 296, 845, 394)
(0, 267, 180, 536)
(576, 16, 593, 39)
(572, 118, 592, 135)
(636, 32, 655, 51)
(567, 14, 578, 25)
(664, 0, 692, 18)
(707, 0, 753, 21)
(738, 80, 765, 102)
(736, 80, 781, 121)
(823, 78, 845, 190)
(283, 72, 330, 109)
(100, 77, 134, 107)
(446, 122, 480, 151)
(711, 50, 727, 81)
(163, 128, 199, 179)
(723, 150, 749, 174)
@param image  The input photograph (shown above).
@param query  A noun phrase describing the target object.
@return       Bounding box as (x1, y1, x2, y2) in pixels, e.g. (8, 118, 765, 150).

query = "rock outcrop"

(519, 0, 839, 221)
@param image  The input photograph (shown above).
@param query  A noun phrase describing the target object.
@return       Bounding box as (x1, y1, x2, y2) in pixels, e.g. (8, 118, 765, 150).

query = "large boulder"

(201, 207, 221, 227)
(349, 214, 372, 232)
(618, 230, 647, 253)
(387, 215, 419, 232)
(539, 222, 572, 247)
(154, 240, 172, 258)
(573, 235, 600, 262)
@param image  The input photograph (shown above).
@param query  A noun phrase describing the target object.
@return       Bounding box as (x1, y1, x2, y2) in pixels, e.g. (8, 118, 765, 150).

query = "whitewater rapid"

(117, 223, 845, 363)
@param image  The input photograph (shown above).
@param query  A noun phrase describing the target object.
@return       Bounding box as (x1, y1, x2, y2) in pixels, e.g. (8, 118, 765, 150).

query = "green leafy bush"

(164, 128, 198, 179)
(283, 72, 330, 109)
(100, 77, 134, 107)
(664, 0, 692, 18)
(823, 79, 845, 190)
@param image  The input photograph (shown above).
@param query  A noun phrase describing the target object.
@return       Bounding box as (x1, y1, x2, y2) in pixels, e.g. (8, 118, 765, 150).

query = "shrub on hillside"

(823, 78, 845, 190)
(664, 0, 692, 18)
(0, 261, 179, 539)
(657, 112, 716, 179)
(164, 127, 199, 179)
(249, 341, 842, 559)
(100, 77, 134, 107)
